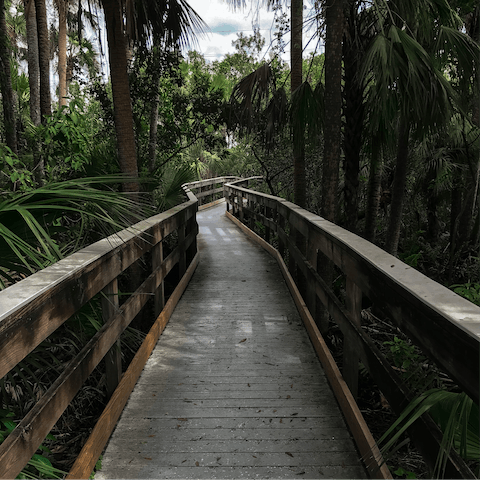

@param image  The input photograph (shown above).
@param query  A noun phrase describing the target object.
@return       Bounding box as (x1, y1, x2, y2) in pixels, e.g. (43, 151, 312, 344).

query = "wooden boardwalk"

(96, 203, 367, 479)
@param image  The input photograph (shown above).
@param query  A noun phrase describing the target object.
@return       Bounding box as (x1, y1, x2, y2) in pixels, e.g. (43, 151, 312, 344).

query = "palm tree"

(291, 0, 305, 208)
(0, 0, 18, 155)
(34, 0, 51, 120)
(56, 0, 68, 107)
(361, 0, 478, 256)
(101, 0, 205, 195)
(321, 0, 345, 223)
(24, 0, 40, 127)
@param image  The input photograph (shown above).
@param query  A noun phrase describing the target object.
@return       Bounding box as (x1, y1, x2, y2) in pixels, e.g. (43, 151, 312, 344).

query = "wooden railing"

(0, 178, 232, 479)
(187, 176, 240, 208)
(224, 177, 480, 479)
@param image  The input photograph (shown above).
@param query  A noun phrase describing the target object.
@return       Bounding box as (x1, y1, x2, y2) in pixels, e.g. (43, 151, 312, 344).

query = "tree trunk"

(25, 0, 40, 126)
(149, 88, 159, 173)
(385, 117, 410, 256)
(24, 0, 44, 184)
(0, 0, 17, 155)
(425, 165, 439, 243)
(35, 0, 51, 121)
(365, 141, 382, 243)
(102, 0, 139, 195)
(321, 0, 344, 222)
(291, 0, 305, 208)
(57, 0, 68, 107)
(342, 4, 364, 232)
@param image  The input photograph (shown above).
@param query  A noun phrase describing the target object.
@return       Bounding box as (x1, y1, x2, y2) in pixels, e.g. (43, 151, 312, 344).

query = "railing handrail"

(0, 177, 235, 479)
(224, 179, 480, 478)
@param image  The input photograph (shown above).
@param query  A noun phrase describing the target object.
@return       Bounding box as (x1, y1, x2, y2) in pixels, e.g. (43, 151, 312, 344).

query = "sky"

(185, 0, 321, 64)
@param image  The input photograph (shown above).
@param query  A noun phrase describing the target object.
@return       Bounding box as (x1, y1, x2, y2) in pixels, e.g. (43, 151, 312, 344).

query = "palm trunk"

(321, 0, 344, 222)
(25, 0, 40, 126)
(35, 0, 51, 121)
(291, 0, 305, 208)
(342, 6, 364, 233)
(102, 0, 139, 195)
(58, 0, 68, 107)
(365, 141, 382, 242)
(0, 0, 17, 155)
(149, 88, 159, 173)
(24, 0, 43, 184)
(385, 117, 410, 256)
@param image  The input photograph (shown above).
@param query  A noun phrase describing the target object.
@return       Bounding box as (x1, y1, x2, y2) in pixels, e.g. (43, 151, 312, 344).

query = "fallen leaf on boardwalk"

(148, 435, 155, 437)
(253, 455, 257, 458)
(144, 457, 152, 461)
(287, 395, 291, 399)
(296, 471, 306, 475)
(248, 383, 250, 387)
(286, 452, 294, 457)
(273, 410, 277, 412)
(177, 418, 188, 421)
(182, 460, 187, 463)
(152, 394, 156, 397)
(195, 461, 200, 466)
(257, 410, 262, 413)
(290, 384, 293, 388)
(280, 418, 283, 423)
(217, 457, 221, 462)
(239, 338, 247, 343)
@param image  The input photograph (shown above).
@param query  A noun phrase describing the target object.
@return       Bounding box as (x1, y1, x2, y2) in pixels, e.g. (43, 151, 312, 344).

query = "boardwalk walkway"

(96, 203, 367, 479)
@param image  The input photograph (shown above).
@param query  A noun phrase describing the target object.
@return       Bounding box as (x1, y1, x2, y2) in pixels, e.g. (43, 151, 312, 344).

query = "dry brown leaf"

(195, 461, 199, 467)
(286, 452, 294, 457)
(239, 338, 247, 343)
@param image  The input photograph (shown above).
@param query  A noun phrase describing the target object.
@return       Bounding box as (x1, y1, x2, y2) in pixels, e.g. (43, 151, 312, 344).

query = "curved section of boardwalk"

(96, 203, 366, 479)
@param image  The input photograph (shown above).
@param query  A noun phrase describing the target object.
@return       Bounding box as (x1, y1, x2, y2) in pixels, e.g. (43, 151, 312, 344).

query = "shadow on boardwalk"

(96, 203, 367, 479)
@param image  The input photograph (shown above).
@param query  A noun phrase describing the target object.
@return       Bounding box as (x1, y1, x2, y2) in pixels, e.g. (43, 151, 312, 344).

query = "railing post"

(101, 279, 122, 398)
(306, 238, 317, 324)
(152, 241, 165, 318)
(239, 192, 244, 223)
(179, 222, 186, 278)
(288, 223, 297, 284)
(265, 205, 271, 243)
(278, 212, 285, 258)
(343, 278, 363, 398)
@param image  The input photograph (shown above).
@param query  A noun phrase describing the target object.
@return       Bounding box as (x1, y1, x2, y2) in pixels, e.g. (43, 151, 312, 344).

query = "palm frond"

(154, 165, 196, 211)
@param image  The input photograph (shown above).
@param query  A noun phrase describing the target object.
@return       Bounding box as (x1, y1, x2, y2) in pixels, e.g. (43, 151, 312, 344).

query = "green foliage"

(0, 176, 144, 288)
(379, 389, 479, 478)
(31, 100, 102, 179)
(393, 467, 417, 479)
(0, 409, 65, 479)
(90, 456, 103, 479)
(450, 283, 480, 306)
(154, 165, 197, 211)
(384, 336, 423, 375)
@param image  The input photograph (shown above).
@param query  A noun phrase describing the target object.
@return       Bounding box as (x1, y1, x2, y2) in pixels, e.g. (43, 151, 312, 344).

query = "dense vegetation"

(0, 0, 478, 478)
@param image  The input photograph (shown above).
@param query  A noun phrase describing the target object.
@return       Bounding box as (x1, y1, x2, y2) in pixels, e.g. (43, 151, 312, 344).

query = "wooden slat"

(66, 253, 200, 480)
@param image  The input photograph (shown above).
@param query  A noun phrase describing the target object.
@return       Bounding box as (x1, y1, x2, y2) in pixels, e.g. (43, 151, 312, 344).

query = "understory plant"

(379, 389, 480, 478)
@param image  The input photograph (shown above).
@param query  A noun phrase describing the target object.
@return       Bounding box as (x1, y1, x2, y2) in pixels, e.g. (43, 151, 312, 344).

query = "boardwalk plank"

(96, 203, 366, 479)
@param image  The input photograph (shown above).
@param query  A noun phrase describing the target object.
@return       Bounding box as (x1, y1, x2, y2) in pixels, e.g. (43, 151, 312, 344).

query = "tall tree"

(291, 0, 305, 208)
(321, 0, 345, 222)
(0, 0, 17, 154)
(34, 0, 51, 120)
(101, 0, 205, 194)
(57, 0, 68, 107)
(24, 0, 40, 126)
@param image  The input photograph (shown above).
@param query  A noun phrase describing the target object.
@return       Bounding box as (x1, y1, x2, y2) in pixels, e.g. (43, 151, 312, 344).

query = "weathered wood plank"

(96, 203, 368, 479)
